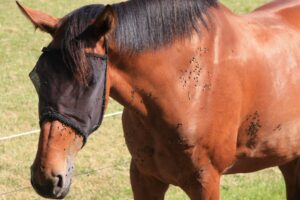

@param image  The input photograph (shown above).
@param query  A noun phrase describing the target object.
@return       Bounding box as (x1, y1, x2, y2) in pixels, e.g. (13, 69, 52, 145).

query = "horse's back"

(252, 0, 300, 30)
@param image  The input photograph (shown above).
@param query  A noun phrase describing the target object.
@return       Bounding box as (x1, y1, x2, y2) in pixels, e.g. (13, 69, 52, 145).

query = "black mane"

(58, 0, 218, 83)
(113, 0, 218, 52)
(58, 5, 106, 84)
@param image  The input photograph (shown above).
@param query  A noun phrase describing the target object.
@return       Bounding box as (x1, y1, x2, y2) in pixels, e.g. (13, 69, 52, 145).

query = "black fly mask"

(29, 45, 108, 143)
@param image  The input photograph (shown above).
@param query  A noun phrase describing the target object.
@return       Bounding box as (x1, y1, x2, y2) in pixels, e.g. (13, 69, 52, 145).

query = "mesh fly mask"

(29, 44, 108, 144)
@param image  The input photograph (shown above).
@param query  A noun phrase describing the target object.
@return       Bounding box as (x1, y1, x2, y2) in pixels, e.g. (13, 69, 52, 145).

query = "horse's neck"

(108, 5, 240, 119)
(108, 2, 300, 130)
(108, 46, 194, 117)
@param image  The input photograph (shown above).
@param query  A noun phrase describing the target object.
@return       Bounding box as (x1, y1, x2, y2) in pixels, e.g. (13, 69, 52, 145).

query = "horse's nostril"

(52, 174, 66, 198)
(56, 174, 64, 188)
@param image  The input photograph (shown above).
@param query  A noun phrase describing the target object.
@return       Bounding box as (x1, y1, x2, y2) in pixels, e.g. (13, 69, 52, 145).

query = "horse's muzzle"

(30, 165, 72, 199)
(30, 120, 82, 199)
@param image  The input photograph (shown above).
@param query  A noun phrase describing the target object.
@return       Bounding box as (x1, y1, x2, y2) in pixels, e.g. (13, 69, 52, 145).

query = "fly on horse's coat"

(17, 0, 300, 199)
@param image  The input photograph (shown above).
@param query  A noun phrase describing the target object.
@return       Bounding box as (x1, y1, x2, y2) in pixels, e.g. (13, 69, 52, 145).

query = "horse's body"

(116, 1, 300, 198)
(17, 0, 300, 199)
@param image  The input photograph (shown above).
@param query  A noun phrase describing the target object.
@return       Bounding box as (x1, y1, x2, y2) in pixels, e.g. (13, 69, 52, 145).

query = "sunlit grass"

(0, 0, 285, 199)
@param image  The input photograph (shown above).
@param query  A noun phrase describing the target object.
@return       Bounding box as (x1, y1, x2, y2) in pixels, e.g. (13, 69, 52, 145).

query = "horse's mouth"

(31, 175, 71, 199)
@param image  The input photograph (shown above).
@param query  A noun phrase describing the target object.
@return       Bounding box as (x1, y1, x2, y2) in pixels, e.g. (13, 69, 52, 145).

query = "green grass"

(0, 0, 285, 199)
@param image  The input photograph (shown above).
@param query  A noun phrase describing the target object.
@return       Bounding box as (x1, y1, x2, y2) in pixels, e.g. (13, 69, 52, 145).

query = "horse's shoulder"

(253, 0, 300, 29)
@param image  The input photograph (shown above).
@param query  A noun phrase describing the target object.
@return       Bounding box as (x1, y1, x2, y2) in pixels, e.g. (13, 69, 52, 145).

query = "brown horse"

(17, 0, 300, 199)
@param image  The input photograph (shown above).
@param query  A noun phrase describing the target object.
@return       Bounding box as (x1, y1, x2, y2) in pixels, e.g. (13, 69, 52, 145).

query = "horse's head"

(17, 2, 116, 199)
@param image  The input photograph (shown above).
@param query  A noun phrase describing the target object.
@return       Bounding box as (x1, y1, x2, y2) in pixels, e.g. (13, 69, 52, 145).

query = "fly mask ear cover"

(29, 47, 108, 145)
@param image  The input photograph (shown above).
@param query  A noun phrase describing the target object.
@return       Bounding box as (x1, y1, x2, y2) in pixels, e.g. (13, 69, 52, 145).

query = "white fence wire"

(0, 111, 123, 141)
(0, 161, 130, 197)
(0, 111, 125, 197)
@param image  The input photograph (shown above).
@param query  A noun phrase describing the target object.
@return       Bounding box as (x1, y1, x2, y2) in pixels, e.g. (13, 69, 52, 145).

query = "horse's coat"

(18, 0, 300, 199)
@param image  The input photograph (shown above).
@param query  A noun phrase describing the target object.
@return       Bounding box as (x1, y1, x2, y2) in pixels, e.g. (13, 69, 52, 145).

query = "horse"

(17, 0, 300, 199)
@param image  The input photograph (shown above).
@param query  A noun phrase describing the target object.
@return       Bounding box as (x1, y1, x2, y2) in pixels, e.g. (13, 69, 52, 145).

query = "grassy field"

(0, 0, 286, 199)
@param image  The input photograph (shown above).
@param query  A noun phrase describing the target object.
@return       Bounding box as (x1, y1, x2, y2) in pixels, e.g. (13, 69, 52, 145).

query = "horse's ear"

(79, 5, 116, 41)
(16, 1, 59, 36)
